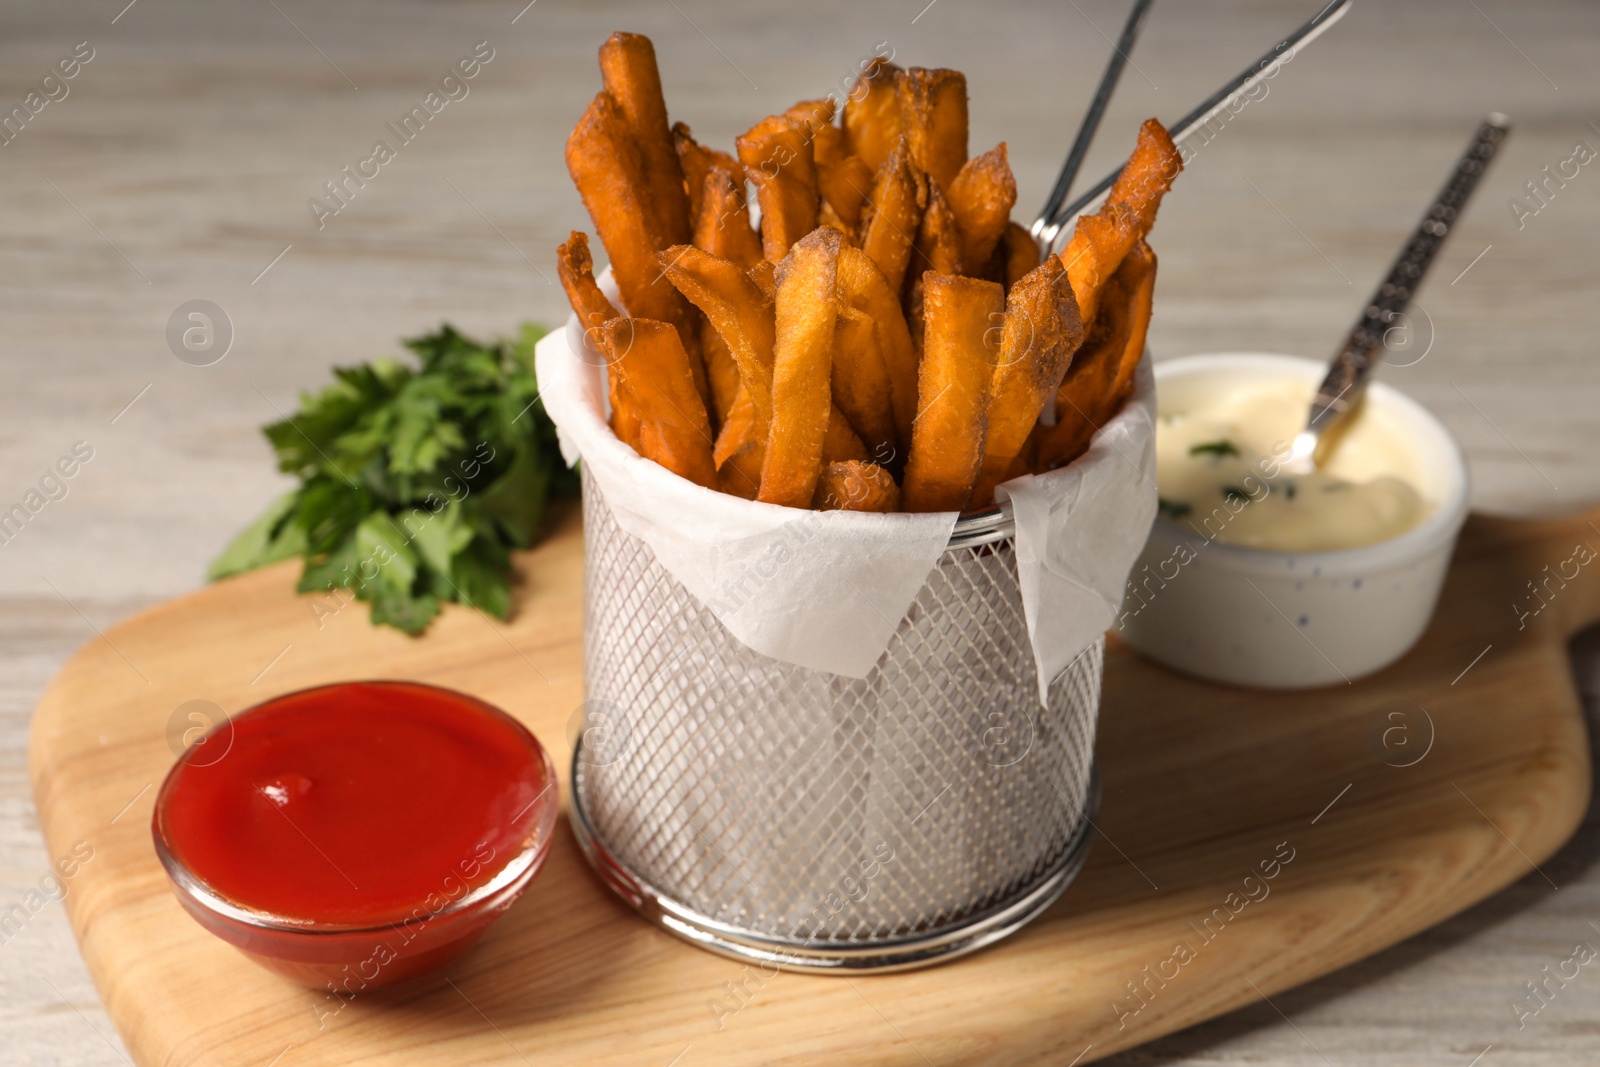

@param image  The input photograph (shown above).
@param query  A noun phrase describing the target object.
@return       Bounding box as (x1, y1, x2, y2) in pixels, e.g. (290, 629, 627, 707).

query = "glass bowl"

(152, 680, 559, 988)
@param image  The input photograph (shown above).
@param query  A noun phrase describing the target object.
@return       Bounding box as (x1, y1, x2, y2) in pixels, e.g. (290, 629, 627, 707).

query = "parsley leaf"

(209, 322, 577, 635)
(1188, 439, 1240, 458)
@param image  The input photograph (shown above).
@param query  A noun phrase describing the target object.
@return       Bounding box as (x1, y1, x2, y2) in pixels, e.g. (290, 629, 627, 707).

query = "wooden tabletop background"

(2, 0, 1597, 1063)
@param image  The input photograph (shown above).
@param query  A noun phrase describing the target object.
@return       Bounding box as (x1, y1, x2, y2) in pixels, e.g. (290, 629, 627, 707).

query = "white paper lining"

(535, 318, 1156, 704)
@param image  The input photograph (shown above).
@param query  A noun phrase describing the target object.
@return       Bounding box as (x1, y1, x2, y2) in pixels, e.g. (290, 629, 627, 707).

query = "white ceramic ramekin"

(1116, 353, 1470, 688)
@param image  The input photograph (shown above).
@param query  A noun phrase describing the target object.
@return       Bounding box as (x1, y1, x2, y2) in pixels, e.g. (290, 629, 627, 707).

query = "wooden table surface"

(2, 0, 1596, 1063)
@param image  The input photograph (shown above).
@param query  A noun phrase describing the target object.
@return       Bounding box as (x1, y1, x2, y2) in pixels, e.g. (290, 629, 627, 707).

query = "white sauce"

(1155, 379, 1431, 552)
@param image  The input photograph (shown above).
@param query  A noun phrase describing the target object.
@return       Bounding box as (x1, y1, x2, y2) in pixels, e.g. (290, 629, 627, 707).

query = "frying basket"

(570, 470, 1103, 973)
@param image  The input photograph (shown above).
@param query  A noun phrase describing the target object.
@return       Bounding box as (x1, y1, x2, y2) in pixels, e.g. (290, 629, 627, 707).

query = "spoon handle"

(1306, 114, 1511, 450)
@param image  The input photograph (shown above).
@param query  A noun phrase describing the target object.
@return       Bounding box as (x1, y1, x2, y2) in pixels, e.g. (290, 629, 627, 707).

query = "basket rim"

(948, 502, 1015, 549)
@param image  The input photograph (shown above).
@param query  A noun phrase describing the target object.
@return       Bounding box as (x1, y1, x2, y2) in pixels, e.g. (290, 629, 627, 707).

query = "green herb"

(1158, 498, 1193, 520)
(1188, 439, 1240, 458)
(1284, 481, 1297, 500)
(208, 323, 578, 635)
(1222, 486, 1250, 504)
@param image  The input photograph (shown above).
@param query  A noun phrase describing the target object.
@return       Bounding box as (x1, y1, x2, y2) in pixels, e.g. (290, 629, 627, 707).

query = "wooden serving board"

(29, 504, 1598, 1066)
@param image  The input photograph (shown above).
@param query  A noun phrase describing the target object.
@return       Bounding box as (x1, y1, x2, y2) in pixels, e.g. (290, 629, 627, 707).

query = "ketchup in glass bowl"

(152, 681, 558, 988)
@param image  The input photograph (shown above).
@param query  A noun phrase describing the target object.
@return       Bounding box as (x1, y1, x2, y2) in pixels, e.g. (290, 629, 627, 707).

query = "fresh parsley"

(208, 323, 577, 635)
(1158, 498, 1193, 520)
(1222, 486, 1251, 504)
(1188, 439, 1240, 458)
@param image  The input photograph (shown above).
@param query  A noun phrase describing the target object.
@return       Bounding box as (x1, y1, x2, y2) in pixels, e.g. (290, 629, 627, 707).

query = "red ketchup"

(153, 681, 557, 989)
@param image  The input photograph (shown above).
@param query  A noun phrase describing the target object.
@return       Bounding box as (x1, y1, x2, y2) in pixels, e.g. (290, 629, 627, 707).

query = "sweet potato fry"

(556, 231, 640, 449)
(599, 32, 691, 246)
(842, 58, 902, 172)
(664, 241, 863, 473)
(556, 230, 619, 338)
(1107, 119, 1184, 237)
(718, 432, 764, 499)
(566, 88, 708, 413)
(814, 461, 901, 512)
(562, 32, 1176, 507)
(947, 142, 1017, 271)
(759, 228, 842, 508)
(836, 245, 918, 454)
(713, 386, 758, 470)
(1003, 221, 1041, 288)
(913, 178, 963, 277)
(902, 178, 962, 342)
(832, 306, 898, 462)
(717, 377, 867, 478)
(786, 97, 845, 167)
(660, 245, 778, 432)
(1031, 240, 1156, 471)
(1058, 203, 1136, 330)
(684, 166, 755, 432)
(819, 154, 875, 231)
(814, 126, 846, 171)
(1056, 118, 1180, 325)
(749, 260, 777, 302)
(902, 272, 1003, 512)
(600, 318, 717, 489)
(694, 166, 762, 269)
(608, 378, 644, 453)
(1029, 280, 1127, 472)
(785, 97, 834, 130)
(674, 122, 744, 229)
(700, 325, 742, 430)
(817, 202, 855, 243)
(1107, 240, 1157, 405)
(823, 406, 870, 463)
(971, 242, 1007, 285)
(710, 387, 764, 498)
(566, 92, 677, 322)
(970, 257, 1084, 506)
(898, 68, 968, 193)
(736, 115, 820, 263)
(860, 137, 926, 294)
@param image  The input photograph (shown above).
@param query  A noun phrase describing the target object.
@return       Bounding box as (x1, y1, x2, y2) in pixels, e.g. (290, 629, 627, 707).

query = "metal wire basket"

(570, 470, 1103, 973)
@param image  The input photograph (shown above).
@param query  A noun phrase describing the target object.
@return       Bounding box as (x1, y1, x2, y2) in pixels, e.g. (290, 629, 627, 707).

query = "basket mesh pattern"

(577, 472, 1103, 946)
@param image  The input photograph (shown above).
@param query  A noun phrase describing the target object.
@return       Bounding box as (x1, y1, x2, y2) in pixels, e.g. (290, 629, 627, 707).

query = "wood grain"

(28, 504, 1598, 1067)
(5, 1, 1600, 1062)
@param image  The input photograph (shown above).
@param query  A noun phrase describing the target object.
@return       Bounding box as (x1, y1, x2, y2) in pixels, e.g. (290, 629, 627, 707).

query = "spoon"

(1286, 113, 1510, 472)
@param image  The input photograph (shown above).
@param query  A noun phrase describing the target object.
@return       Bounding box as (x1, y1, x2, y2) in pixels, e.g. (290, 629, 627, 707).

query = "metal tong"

(1030, 0, 1355, 254)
